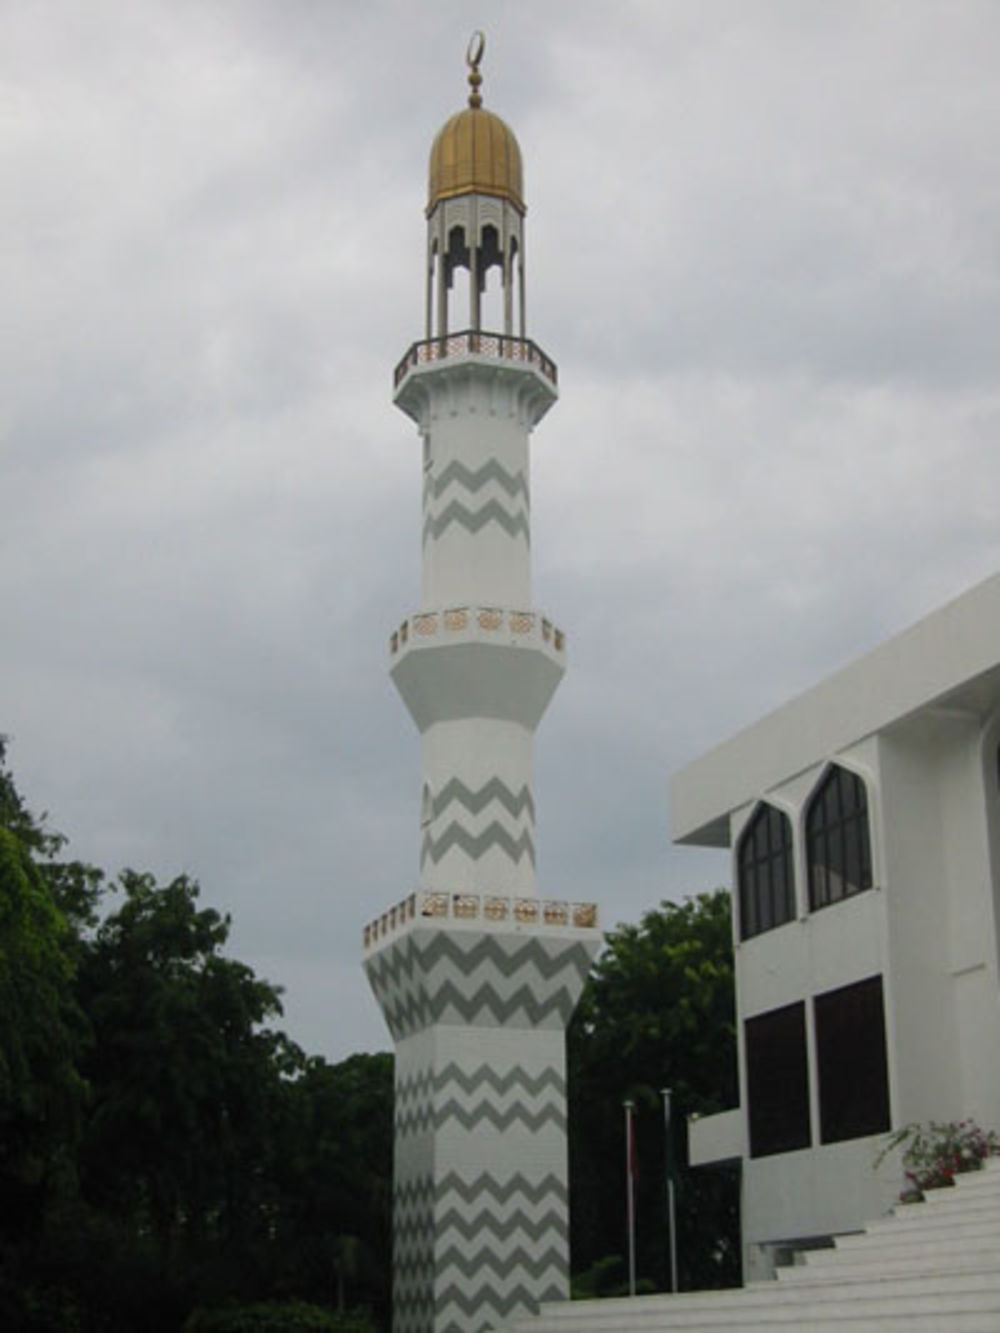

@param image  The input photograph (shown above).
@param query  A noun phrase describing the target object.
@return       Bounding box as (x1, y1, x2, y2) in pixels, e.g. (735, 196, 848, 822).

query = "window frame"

(814, 975, 891, 1144)
(737, 802, 796, 940)
(745, 1001, 812, 1159)
(806, 764, 873, 912)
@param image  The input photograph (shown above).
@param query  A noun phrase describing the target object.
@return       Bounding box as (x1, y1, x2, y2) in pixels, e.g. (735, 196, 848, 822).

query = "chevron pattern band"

(423, 497, 530, 545)
(364, 928, 596, 1042)
(421, 777, 536, 869)
(424, 459, 530, 507)
(395, 1062, 566, 1138)
(394, 1168, 571, 1333)
(429, 777, 535, 823)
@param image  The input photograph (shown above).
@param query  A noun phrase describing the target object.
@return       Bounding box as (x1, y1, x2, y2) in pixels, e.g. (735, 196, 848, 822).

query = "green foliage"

(878, 1119, 1000, 1198)
(273, 1054, 393, 1323)
(570, 1254, 655, 1300)
(77, 868, 298, 1251)
(568, 891, 740, 1294)
(0, 806, 86, 1234)
(183, 1301, 375, 1332)
(0, 743, 394, 1331)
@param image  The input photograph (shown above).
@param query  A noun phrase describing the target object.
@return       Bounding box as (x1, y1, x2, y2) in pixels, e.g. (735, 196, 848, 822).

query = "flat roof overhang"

(671, 571, 1000, 849)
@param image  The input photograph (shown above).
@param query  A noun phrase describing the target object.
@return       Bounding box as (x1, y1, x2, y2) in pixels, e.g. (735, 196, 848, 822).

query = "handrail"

(394, 330, 558, 389)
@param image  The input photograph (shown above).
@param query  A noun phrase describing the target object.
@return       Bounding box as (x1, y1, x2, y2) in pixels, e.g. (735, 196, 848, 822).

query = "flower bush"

(878, 1119, 1000, 1200)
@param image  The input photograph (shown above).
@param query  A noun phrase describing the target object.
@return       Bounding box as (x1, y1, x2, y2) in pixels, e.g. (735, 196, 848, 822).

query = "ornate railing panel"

(394, 330, 558, 388)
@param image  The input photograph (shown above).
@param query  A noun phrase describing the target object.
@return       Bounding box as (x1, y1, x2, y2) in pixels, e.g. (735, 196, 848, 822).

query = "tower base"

(364, 894, 601, 1333)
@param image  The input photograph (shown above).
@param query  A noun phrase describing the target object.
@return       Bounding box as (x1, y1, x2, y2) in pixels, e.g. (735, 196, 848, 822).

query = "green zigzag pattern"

(394, 1170, 568, 1210)
(420, 820, 535, 868)
(424, 459, 529, 505)
(396, 1205, 568, 1247)
(430, 776, 535, 822)
(370, 971, 588, 1040)
(396, 1242, 566, 1283)
(422, 497, 530, 545)
(396, 1096, 565, 1138)
(434, 1279, 564, 1323)
(372, 931, 594, 987)
(395, 1281, 563, 1333)
(392, 1171, 568, 1331)
(396, 1062, 563, 1107)
(366, 934, 594, 1039)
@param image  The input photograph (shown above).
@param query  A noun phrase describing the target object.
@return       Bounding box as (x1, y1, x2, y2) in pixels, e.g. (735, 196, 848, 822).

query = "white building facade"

(672, 572, 1000, 1280)
(363, 42, 601, 1333)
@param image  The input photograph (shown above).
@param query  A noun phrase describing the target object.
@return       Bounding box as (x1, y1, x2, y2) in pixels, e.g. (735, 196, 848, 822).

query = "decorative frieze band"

(363, 891, 599, 949)
(389, 607, 565, 657)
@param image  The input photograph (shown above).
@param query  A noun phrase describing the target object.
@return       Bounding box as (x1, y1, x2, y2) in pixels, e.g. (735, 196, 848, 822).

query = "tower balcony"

(394, 329, 557, 391)
(389, 605, 565, 731)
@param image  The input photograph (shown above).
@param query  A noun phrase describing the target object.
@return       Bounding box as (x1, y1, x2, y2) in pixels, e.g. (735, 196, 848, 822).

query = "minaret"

(364, 36, 601, 1333)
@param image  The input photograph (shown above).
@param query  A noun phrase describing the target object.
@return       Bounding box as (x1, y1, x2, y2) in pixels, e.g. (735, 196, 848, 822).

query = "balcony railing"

(390, 606, 565, 657)
(394, 330, 558, 389)
(363, 890, 599, 950)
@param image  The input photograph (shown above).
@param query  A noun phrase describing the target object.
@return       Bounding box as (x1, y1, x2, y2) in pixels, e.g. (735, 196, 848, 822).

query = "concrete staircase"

(501, 1159, 1000, 1332)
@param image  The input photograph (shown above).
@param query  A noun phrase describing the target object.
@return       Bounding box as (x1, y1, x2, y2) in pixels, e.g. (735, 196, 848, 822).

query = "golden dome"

(427, 35, 525, 215)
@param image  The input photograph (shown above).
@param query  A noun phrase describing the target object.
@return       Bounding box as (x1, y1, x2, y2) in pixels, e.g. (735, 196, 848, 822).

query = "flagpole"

(624, 1099, 637, 1297)
(661, 1088, 678, 1293)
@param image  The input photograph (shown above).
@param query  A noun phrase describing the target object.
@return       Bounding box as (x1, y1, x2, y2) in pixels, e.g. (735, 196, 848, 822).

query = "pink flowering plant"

(878, 1119, 1000, 1200)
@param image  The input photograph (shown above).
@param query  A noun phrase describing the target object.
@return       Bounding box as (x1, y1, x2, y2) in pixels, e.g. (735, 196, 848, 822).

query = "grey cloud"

(3, 2, 999, 1061)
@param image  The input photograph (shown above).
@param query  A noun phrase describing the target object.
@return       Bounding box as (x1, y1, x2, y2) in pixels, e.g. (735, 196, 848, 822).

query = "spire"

(467, 29, 485, 108)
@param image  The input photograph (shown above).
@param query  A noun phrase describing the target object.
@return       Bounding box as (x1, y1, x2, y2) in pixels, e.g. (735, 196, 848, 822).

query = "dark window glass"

(814, 976, 891, 1144)
(738, 804, 795, 940)
(806, 766, 873, 910)
(745, 1002, 811, 1158)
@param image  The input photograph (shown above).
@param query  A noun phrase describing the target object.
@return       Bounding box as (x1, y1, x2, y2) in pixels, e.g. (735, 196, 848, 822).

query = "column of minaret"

(364, 37, 601, 1333)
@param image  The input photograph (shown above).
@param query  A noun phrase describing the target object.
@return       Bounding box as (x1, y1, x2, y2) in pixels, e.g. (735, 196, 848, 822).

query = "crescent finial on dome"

(467, 30, 485, 108)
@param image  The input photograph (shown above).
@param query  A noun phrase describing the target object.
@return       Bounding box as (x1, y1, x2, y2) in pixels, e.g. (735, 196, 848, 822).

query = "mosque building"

(674, 571, 1000, 1280)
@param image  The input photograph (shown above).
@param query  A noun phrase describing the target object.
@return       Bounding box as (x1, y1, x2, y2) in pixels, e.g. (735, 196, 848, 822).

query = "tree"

(273, 1053, 393, 1326)
(0, 743, 395, 1330)
(568, 890, 740, 1293)
(77, 870, 297, 1254)
(0, 741, 88, 1238)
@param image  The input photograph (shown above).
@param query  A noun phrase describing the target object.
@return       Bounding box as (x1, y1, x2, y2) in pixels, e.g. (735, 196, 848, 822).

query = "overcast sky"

(4, 1, 999, 1061)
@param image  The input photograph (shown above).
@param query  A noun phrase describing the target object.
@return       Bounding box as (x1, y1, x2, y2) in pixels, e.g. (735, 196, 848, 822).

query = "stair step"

(515, 1305, 1000, 1333)
(769, 1270, 1000, 1298)
(869, 1200, 1000, 1234)
(801, 1233, 999, 1267)
(528, 1275, 1000, 1323)
(837, 1219, 1000, 1251)
(779, 1250, 1000, 1283)
(927, 1166, 1000, 1195)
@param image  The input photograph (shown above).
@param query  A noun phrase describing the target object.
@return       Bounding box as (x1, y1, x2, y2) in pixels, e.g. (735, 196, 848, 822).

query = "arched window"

(738, 803, 795, 940)
(806, 765, 873, 911)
